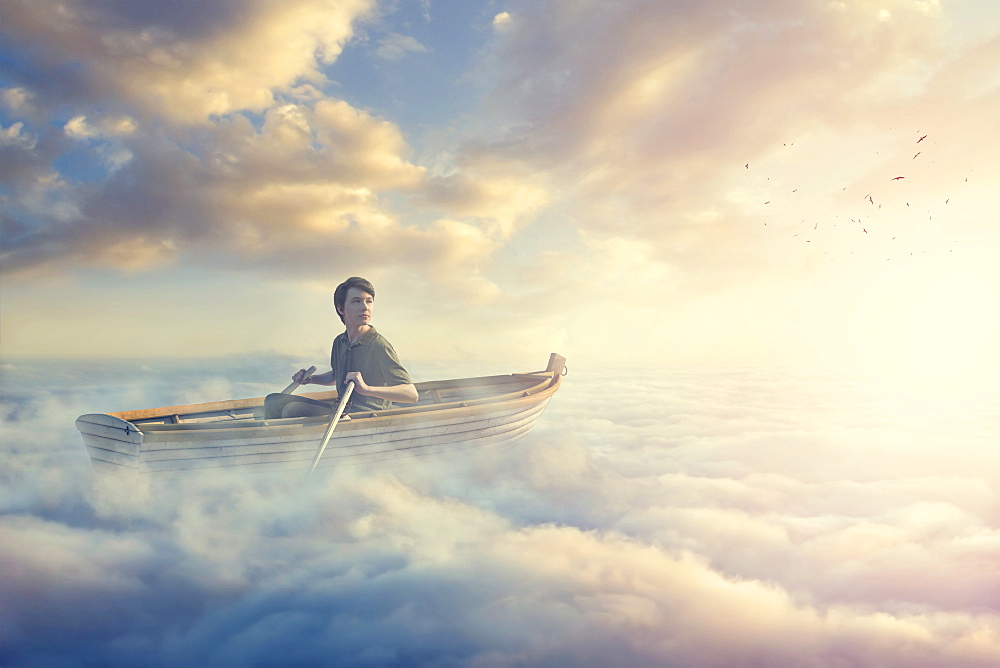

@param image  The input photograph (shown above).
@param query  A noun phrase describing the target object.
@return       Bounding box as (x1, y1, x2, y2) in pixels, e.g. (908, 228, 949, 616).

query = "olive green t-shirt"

(330, 327, 412, 413)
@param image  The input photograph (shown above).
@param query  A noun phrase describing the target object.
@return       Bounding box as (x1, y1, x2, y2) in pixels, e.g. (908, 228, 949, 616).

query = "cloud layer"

(2, 359, 999, 666)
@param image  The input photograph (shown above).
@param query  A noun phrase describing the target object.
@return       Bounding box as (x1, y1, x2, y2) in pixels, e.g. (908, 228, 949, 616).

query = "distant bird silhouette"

(892, 176, 905, 180)
(917, 134, 927, 143)
(913, 152, 921, 159)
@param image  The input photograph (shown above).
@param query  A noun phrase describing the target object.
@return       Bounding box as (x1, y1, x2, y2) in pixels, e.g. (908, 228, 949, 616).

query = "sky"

(1, 0, 999, 382)
(2, 1, 1000, 665)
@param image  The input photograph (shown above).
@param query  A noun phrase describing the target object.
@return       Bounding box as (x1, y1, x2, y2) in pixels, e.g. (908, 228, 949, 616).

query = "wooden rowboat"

(76, 353, 566, 475)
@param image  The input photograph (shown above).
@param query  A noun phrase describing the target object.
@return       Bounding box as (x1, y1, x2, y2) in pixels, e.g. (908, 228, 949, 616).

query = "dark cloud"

(75, 0, 249, 41)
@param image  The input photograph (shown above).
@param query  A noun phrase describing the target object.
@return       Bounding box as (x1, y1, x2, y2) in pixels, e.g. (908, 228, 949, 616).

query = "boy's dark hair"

(333, 277, 376, 323)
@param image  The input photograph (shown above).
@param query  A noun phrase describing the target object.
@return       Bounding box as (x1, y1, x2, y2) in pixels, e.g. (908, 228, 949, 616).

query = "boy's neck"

(346, 324, 372, 344)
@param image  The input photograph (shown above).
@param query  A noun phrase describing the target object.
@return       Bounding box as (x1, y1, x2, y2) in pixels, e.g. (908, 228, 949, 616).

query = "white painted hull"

(76, 355, 565, 475)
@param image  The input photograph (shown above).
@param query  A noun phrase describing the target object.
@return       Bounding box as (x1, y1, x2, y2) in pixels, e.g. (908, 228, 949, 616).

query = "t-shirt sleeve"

(380, 340, 412, 386)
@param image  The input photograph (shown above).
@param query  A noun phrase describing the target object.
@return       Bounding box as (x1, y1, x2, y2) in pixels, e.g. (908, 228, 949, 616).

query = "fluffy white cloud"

(492, 12, 513, 30)
(64, 114, 136, 139)
(1, 360, 999, 665)
(1, 121, 36, 149)
(1, 87, 36, 118)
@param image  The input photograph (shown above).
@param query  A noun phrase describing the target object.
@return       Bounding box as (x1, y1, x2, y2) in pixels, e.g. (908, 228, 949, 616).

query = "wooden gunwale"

(130, 372, 557, 432)
(112, 372, 541, 423)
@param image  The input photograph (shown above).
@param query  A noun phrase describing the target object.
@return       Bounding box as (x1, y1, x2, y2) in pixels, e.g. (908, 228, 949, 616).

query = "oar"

(256, 366, 319, 420)
(307, 381, 354, 476)
(281, 366, 317, 394)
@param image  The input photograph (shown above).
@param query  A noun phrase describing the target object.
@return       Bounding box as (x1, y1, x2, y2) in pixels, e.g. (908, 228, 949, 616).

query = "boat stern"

(76, 413, 143, 474)
(545, 353, 567, 378)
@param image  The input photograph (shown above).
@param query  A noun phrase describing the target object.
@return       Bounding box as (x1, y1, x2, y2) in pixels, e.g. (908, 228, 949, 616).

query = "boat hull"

(77, 355, 565, 475)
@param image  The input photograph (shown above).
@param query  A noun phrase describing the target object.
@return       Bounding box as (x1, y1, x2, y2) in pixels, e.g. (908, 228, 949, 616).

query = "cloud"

(2, 0, 999, 369)
(3, 361, 1000, 665)
(1, 0, 550, 303)
(0, 0, 376, 123)
(468, 0, 976, 285)
(374, 32, 429, 61)
(1, 91, 511, 284)
(63, 114, 136, 140)
(1, 121, 36, 150)
(395, 0, 999, 369)
(1, 87, 36, 118)
(425, 168, 550, 239)
(492, 12, 512, 31)
(488, 0, 945, 163)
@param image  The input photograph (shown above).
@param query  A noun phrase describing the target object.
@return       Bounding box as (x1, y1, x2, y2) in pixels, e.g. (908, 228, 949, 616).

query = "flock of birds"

(746, 129, 969, 262)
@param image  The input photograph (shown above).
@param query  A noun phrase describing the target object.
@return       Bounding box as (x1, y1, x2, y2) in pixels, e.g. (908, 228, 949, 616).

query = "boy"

(264, 277, 417, 419)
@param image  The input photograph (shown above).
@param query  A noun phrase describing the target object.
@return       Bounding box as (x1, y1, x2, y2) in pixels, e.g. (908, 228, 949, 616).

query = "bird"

(892, 176, 905, 180)
(917, 134, 927, 143)
(913, 152, 921, 159)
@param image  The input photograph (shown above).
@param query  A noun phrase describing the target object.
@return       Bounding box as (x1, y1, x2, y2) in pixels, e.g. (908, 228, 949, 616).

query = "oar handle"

(282, 366, 317, 394)
(308, 381, 355, 475)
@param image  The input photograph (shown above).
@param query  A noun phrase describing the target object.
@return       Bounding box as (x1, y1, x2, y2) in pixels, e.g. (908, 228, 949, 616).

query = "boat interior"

(118, 371, 558, 428)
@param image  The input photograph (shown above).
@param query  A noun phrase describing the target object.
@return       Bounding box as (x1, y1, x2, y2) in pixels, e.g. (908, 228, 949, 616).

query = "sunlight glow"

(851, 250, 1000, 392)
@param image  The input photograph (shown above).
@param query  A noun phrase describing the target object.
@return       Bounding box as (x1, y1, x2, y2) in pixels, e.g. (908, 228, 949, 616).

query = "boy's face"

(339, 287, 374, 328)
